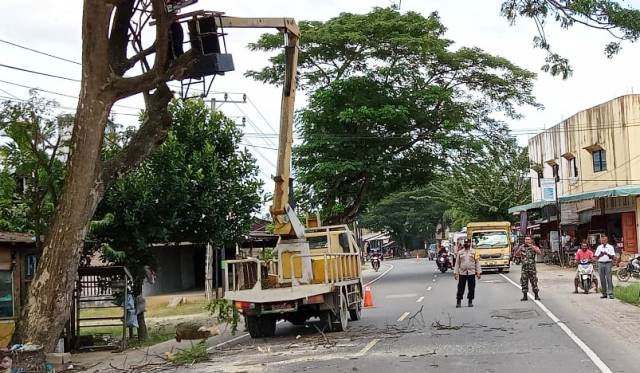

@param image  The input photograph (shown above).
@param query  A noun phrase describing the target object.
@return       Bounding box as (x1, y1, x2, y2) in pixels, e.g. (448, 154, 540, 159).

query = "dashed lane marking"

(499, 274, 612, 373)
(397, 311, 411, 322)
(427, 286, 432, 291)
(416, 296, 424, 303)
(354, 338, 381, 357)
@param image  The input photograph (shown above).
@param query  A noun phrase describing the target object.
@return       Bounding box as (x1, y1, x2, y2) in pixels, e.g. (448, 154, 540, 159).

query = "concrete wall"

(528, 95, 640, 202)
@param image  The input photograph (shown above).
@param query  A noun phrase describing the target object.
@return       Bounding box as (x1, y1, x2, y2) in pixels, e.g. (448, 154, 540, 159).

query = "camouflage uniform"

(517, 244, 539, 294)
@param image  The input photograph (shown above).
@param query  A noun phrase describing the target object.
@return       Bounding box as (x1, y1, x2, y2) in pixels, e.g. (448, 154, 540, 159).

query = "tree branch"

(102, 83, 173, 186)
(109, 0, 135, 75)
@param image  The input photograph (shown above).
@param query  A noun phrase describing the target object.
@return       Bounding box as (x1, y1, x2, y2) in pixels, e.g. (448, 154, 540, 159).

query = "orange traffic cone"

(363, 286, 374, 308)
(416, 253, 420, 262)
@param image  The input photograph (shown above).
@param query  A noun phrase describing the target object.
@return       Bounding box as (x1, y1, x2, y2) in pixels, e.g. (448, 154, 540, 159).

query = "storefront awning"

(508, 200, 555, 214)
(558, 185, 640, 204)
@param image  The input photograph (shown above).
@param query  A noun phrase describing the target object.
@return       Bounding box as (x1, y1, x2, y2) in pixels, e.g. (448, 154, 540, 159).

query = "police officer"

(454, 239, 481, 308)
(513, 235, 542, 301)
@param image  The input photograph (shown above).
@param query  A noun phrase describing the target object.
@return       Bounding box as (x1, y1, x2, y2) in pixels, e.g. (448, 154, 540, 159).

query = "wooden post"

(205, 243, 213, 301)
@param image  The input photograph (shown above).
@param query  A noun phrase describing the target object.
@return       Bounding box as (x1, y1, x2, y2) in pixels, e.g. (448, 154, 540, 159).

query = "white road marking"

(434, 274, 438, 278)
(364, 263, 394, 286)
(354, 338, 380, 357)
(499, 274, 612, 373)
(432, 279, 436, 282)
(416, 296, 424, 303)
(427, 286, 432, 291)
(397, 311, 411, 322)
(385, 293, 417, 299)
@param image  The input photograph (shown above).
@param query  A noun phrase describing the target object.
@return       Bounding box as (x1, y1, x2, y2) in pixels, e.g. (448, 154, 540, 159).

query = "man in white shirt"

(594, 235, 616, 299)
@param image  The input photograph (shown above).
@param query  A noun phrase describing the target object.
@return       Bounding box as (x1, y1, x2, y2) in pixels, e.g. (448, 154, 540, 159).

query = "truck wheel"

(332, 293, 349, 332)
(349, 303, 362, 321)
(259, 316, 277, 337)
(319, 311, 333, 332)
(246, 316, 263, 338)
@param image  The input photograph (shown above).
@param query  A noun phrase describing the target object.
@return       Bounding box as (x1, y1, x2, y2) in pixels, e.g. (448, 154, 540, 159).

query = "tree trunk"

(137, 312, 147, 341)
(205, 243, 214, 301)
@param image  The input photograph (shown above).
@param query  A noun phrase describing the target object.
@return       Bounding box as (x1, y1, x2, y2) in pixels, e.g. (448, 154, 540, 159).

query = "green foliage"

(614, 283, 640, 305)
(205, 299, 240, 334)
(433, 137, 531, 223)
(172, 340, 209, 365)
(361, 188, 446, 249)
(0, 93, 70, 240)
(88, 99, 263, 295)
(501, 0, 640, 78)
(248, 8, 537, 223)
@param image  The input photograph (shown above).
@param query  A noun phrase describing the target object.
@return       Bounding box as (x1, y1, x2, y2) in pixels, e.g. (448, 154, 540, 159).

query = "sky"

(2, 0, 640, 200)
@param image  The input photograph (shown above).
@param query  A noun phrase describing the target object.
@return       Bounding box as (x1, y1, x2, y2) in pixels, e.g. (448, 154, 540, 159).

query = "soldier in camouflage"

(513, 235, 542, 301)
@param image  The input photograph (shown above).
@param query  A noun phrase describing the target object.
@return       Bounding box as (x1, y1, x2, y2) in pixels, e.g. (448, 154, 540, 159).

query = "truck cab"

(466, 221, 512, 272)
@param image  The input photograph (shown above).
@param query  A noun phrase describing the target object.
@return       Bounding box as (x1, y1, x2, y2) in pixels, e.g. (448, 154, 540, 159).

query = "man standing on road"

(454, 239, 481, 308)
(513, 235, 542, 301)
(595, 234, 616, 299)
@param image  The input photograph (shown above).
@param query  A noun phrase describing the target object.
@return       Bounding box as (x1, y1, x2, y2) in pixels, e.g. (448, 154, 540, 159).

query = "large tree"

(88, 99, 262, 339)
(249, 8, 538, 223)
(501, 0, 640, 78)
(19, 0, 198, 350)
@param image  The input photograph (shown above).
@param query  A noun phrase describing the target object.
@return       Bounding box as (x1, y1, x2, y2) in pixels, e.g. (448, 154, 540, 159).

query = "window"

(552, 164, 560, 182)
(568, 157, 578, 178)
(0, 271, 13, 318)
(471, 232, 509, 249)
(537, 170, 543, 187)
(338, 233, 351, 253)
(308, 235, 328, 249)
(592, 149, 607, 172)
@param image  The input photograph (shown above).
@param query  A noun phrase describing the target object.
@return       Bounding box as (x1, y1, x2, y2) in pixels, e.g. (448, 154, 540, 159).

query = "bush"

(614, 283, 640, 305)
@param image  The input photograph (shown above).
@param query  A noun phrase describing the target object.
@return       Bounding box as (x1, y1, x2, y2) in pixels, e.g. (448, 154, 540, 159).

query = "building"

(510, 95, 640, 256)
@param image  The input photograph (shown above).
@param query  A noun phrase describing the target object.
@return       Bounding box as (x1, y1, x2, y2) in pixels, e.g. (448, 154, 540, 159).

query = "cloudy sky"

(2, 0, 640, 196)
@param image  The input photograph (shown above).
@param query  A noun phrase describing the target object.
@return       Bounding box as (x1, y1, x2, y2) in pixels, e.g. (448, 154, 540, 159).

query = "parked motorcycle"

(574, 259, 598, 294)
(616, 260, 640, 282)
(371, 255, 381, 272)
(437, 252, 452, 273)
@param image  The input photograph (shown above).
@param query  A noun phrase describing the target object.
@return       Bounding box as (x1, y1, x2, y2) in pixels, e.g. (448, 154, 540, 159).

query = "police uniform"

(516, 244, 540, 300)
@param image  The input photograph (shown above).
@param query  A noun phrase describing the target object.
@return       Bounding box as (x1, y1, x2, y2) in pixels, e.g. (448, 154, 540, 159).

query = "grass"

(79, 300, 207, 319)
(614, 283, 640, 305)
(78, 324, 175, 348)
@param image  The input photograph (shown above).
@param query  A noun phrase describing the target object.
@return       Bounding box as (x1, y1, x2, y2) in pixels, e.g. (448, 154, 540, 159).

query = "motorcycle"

(436, 252, 452, 273)
(371, 255, 381, 272)
(574, 259, 598, 294)
(616, 260, 640, 282)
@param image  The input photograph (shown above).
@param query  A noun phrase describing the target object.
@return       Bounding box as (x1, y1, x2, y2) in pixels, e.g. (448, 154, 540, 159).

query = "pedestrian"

(454, 239, 481, 308)
(595, 234, 616, 299)
(513, 235, 542, 301)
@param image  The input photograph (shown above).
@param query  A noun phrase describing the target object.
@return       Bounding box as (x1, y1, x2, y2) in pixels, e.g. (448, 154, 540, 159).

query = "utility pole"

(210, 92, 247, 127)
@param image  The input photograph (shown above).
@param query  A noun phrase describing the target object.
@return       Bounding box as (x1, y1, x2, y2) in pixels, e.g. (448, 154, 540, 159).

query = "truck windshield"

(472, 232, 508, 248)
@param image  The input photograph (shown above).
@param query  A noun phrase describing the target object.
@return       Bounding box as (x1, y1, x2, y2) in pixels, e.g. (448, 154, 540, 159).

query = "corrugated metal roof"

(0, 232, 35, 243)
(558, 185, 640, 203)
(508, 200, 556, 214)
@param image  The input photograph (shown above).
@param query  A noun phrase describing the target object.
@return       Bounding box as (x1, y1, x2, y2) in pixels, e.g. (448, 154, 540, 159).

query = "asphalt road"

(187, 259, 628, 373)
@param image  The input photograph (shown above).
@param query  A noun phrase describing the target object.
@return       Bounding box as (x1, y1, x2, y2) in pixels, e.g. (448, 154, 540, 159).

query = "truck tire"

(246, 316, 276, 338)
(259, 316, 277, 337)
(246, 316, 262, 338)
(319, 311, 333, 332)
(349, 303, 362, 321)
(332, 293, 349, 332)
(287, 312, 307, 326)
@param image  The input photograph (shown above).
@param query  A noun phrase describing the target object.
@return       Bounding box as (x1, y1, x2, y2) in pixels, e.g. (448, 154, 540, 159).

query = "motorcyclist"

(574, 240, 595, 293)
(631, 255, 640, 271)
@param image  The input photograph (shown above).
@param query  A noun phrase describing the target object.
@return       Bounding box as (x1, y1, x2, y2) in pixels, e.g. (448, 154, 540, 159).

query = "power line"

(0, 63, 80, 82)
(0, 38, 82, 65)
(0, 95, 139, 117)
(239, 142, 277, 151)
(0, 79, 143, 112)
(246, 96, 278, 134)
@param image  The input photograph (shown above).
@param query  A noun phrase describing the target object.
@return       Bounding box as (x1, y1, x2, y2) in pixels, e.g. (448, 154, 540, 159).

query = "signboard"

(550, 231, 560, 252)
(541, 179, 557, 202)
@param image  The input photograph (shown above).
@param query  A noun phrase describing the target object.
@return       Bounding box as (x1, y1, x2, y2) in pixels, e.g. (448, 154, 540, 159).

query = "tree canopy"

(89, 99, 263, 296)
(249, 8, 538, 223)
(501, 0, 640, 78)
(0, 94, 71, 244)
